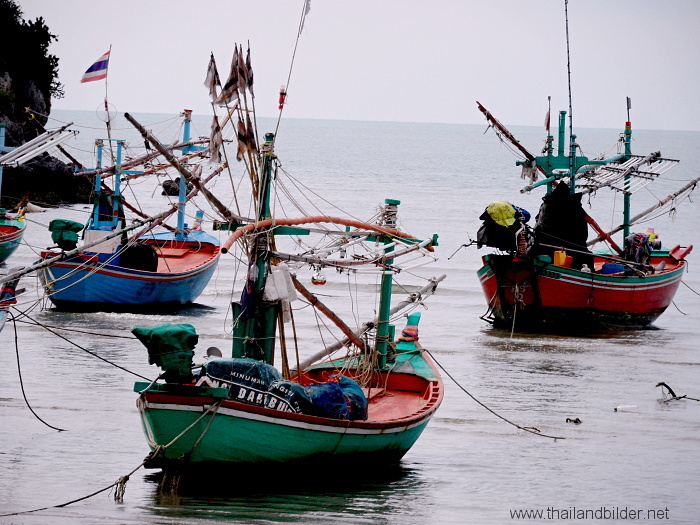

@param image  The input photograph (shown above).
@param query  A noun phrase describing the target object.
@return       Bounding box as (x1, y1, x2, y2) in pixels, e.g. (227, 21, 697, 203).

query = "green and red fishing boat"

(0, 209, 25, 264)
(0, 122, 30, 264)
(474, 3, 696, 333)
(133, 135, 443, 469)
(132, 48, 444, 470)
(475, 101, 696, 332)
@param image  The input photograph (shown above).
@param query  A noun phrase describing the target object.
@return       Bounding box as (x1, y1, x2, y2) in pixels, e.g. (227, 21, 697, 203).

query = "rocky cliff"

(0, 0, 92, 209)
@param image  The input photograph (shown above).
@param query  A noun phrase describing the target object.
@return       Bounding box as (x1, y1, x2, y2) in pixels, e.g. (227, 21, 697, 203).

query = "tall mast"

(90, 138, 124, 230)
(375, 199, 399, 369)
(176, 110, 194, 240)
(564, 0, 577, 193)
(231, 132, 277, 364)
(103, 44, 114, 163)
(252, 133, 275, 294)
(623, 97, 633, 239)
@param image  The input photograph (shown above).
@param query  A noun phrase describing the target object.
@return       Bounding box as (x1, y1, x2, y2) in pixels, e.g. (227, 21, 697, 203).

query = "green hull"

(0, 219, 25, 264)
(135, 342, 443, 468)
(137, 394, 432, 466)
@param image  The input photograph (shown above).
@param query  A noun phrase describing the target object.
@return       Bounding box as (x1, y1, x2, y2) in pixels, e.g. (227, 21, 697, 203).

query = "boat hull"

(0, 220, 25, 264)
(137, 393, 432, 467)
(38, 235, 220, 312)
(135, 350, 443, 469)
(477, 253, 686, 330)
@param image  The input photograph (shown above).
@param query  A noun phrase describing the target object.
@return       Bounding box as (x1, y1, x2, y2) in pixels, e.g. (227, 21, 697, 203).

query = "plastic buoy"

(278, 85, 287, 110)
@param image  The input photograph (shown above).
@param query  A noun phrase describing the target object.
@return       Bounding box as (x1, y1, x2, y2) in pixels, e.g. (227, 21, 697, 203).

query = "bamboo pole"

(587, 177, 700, 246)
(124, 113, 245, 227)
(292, 274, 446, 372)
(476, 101, 547, 177)
(0, 208, 178, 285)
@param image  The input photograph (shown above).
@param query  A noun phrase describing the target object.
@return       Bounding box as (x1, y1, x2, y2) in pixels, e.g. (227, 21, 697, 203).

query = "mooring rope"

(0, 397, 224, 517)
(424, 348, 565, 440)
(13, 315, 136, 338)
(0, 448, 161, 517)
(670, 278, 697, 315)
(10, 312, 66, 432)
(680, 278, 699, 297)
(14, 308, 149, 381)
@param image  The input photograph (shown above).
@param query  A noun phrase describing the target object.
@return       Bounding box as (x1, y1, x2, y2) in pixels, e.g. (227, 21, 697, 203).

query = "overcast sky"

(18, 0, 700, 131)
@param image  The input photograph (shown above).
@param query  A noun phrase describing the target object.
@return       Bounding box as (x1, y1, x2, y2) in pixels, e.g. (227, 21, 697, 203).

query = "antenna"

(626, 96, 632, 122)
(564, 0, 575, 191)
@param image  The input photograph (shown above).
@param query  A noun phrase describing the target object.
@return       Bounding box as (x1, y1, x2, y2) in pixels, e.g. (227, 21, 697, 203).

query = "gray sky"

(19, 0, 700, 131)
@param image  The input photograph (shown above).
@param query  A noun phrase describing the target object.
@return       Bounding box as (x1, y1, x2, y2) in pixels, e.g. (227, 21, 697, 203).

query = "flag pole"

(104, 44, 114, 162)
(275, 0, 311, 137)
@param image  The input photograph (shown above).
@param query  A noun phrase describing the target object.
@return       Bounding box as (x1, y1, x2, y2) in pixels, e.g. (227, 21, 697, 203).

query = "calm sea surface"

(1, 109, 699, 524)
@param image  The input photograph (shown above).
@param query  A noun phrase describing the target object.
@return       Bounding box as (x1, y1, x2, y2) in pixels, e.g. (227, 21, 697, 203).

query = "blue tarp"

(200, 358, 368, 420)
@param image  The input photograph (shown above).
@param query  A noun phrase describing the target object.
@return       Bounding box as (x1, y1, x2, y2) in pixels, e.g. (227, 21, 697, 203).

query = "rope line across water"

(424, 348, 565, 441)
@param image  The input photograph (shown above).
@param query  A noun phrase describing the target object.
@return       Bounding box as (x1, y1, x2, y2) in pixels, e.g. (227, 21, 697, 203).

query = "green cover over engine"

(132, 323, 199, 382)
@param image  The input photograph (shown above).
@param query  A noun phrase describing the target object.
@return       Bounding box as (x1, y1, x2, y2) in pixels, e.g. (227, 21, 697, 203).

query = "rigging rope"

(12, 308, 149, 380)
(0, 455, 150, 516)
(274, 0, 311, 138)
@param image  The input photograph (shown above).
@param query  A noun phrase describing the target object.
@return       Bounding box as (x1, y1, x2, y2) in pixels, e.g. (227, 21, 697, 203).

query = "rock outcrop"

(0, 0, 92, 208)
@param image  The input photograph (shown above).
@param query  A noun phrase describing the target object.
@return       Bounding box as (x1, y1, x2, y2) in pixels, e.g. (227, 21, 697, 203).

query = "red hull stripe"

(47, 257, 218, 282)
(142, 398, 437, 434)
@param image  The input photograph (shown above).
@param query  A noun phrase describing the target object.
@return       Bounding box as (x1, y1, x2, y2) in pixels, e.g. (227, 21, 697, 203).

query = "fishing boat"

(132, 116, 444, 471)
(473, 2, 698, 333)
(475, 100, 696, 331)
(36, 111, 221, 312)
(0, 122, 33, 264)
(0, 207, 25, 265)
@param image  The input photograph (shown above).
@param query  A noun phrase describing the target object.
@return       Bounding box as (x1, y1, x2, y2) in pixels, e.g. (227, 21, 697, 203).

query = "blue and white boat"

(37, 112, 221, 312)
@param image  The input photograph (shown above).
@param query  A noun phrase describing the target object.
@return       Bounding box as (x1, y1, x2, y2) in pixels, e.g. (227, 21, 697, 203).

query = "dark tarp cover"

(132, 323, 198, 380)
(200, 358, 368, 420)
(271, 375, 367, 420)
(333, 375, 368, 421)
(477, 201, 530, 252)
(267, 380, 317, 414)
(532, 182, 594, 270)
(306, 382, 350, 420)
(201, 357, 282, 407)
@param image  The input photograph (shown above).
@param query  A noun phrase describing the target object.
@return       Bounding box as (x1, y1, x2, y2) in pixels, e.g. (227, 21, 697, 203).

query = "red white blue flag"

(80, 51, 110, 83)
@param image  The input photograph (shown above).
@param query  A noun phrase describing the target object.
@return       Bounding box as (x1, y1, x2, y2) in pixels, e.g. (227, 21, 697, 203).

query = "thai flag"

(80, 50, 110, 83)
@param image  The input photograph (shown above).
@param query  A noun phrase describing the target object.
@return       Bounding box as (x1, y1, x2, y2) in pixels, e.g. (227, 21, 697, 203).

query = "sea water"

(0, 109, 699, 524)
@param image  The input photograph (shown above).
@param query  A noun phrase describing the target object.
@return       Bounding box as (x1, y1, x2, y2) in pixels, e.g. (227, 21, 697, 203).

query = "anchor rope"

(12, 316, 138, 338)
(12, 307, 149, 380)
(680, 278, 699, 297)
(0, 449, 159, 517)
(188, 401, 222, 452)
(424, 348, 565, 441)
(10, 312, 66, 432)
(0, 398, 223, 516)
